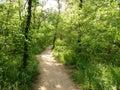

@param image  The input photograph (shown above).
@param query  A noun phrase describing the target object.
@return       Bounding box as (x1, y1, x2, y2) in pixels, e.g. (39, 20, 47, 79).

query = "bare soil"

(32, 46, 80, 90)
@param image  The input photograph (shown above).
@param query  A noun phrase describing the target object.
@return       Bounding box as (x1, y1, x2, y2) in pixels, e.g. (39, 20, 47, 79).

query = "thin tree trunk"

(52, 0, 60, 49)
(18, 0, 22, 20)
(33, 6, 36, 24)
(22, 0, 32, 68)
(77, 0, 83, 53)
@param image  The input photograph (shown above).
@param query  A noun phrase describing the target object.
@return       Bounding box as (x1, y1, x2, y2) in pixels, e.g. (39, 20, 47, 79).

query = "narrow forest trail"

(32, 46, 80, 90)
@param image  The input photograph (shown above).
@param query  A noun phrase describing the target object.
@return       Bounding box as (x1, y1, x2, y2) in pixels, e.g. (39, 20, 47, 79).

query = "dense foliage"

(0, 0, 120, 90)
(53, 0, 120, 90)
(0, 0, 52, 89)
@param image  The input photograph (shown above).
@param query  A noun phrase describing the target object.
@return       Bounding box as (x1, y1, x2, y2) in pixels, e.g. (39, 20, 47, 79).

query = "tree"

(77, 0, 83, 53)
(22, 0, 32, 68)
(52, 0, 61, 49)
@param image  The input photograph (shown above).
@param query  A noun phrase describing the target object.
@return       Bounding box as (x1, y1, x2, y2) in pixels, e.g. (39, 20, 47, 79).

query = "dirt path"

(32, 46, 80, 90)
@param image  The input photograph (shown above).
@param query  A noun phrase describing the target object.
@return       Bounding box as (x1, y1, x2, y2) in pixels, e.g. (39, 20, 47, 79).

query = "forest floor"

(31, 46, 80, 90)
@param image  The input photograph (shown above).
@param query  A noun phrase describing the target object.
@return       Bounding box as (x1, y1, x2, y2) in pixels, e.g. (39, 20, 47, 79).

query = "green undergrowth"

(53, 44, 120, 90)
(0, 54, 39, 90)
(71, 64, 120, 90)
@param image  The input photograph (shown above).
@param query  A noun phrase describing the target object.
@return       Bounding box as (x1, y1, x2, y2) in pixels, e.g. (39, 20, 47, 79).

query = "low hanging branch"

(22, 0, 32, 68)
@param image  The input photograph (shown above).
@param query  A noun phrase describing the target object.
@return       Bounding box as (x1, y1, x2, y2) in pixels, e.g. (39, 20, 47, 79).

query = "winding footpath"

(32, 46, 80, 90)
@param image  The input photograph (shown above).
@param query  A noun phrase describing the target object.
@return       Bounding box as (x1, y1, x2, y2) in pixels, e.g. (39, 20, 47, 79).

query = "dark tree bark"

(22, 0, 32, 68)
(79, 0, 83, 8)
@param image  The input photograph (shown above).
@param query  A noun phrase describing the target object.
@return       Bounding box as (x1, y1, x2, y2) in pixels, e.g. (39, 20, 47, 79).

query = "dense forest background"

(0, 0, 120, 90)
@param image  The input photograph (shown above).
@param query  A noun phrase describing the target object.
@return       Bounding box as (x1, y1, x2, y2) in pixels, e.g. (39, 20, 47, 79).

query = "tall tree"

(22, 0, 32, 68)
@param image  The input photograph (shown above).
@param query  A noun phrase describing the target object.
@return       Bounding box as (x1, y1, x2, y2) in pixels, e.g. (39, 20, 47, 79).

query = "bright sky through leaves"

(39, 0, 66, 11)
(0, 0, 5, 4)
